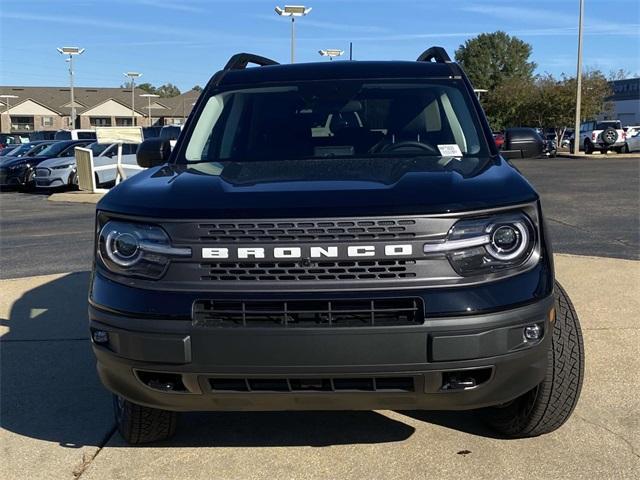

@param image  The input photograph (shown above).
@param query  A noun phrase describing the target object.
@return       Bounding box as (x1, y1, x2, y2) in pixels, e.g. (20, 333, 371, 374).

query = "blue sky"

(1, 0, 638, 91)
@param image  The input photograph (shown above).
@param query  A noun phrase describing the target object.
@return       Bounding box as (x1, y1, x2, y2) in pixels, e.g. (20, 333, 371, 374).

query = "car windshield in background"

(26, 143, 52, 156)
(4, 144, 31, 156)
(37, 142, 71, 157)
(185, 80, 489, 166)
(89, 143, 111, 156)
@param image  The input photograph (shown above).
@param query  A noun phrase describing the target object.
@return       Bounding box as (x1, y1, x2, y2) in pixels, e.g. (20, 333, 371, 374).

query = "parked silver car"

(35, 142, 141, 189)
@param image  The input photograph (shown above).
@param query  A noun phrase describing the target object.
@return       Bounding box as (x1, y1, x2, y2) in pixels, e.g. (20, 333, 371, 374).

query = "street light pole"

(573, 0, 585, 156)
(291, 17, 295, 64)
(140, 93, 160, 127)
(57, 47, 84, 129)
(124, 72, 142, 125)
(0, 94, 19, 133)
(275, 5, 312, 63)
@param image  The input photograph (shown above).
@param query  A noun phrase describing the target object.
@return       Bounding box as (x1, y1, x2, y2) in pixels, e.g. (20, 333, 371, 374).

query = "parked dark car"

(0, 140, 55, 160)
(143, 126, 163, 139)
(28, 130, 58, 141)
(0, 133, 28, 148)
(0, 145, 19, 157)
(90, 48, 584, 445)
(0, 140, 91, 188)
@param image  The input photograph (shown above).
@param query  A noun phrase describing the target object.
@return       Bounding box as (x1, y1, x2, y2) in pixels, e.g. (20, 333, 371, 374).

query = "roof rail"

(223, 53, 279, 71)
(416, 46, 452, 64)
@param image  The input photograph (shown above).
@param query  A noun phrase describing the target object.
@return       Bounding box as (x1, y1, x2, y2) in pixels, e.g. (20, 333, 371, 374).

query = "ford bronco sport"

(89, 48, 584, 444)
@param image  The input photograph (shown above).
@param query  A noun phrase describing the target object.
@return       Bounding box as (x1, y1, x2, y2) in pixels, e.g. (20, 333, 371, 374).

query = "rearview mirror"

(502, 128, 544, 159)
(137, 138, 171, 168)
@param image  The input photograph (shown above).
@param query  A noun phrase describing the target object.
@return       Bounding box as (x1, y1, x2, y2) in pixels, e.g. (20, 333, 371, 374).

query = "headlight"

(98, 220, 191, 279)
(424, 212, 536, 276)
(52, 164, 73, 170)
(8, 163, 25, 171)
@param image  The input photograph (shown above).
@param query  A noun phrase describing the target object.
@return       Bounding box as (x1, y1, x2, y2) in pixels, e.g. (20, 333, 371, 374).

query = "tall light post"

(140, 93, 160, 127)
(319, 49, 344, 61)
(57, 47, 84, 129)
(573, 0, 585, 155)
(274, 5, 312, 63)
(123, 72, 142, 125)
(0, 94, 18, 133)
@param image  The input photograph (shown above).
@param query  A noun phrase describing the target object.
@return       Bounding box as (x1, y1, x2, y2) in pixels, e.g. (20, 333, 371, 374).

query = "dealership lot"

(1, 157, 639, 280)
(1, 157, 639, 479)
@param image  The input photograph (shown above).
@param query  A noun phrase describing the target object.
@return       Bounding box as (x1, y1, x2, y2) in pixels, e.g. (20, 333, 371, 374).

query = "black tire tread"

(483, 281, 585, 437)
(115, 396, 177, 445)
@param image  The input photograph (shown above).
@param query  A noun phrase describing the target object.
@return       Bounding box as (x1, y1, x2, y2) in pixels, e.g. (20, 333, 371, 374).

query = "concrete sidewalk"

(1, 255, 638, 480)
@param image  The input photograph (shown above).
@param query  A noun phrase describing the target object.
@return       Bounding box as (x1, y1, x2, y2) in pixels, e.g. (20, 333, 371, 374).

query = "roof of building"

(0, 86, 201, 117)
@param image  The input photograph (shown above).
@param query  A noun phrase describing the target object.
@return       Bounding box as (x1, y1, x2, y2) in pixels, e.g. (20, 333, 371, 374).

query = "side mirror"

(503, 128, 544, 159)
(137, 138, 171, 168)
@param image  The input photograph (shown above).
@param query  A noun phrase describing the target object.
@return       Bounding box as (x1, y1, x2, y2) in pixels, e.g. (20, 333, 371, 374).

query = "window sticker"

(438, 144, 463, 157)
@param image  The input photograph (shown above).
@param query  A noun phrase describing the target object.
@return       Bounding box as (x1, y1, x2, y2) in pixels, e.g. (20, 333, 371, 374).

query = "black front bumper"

(90, 291, 554, 412)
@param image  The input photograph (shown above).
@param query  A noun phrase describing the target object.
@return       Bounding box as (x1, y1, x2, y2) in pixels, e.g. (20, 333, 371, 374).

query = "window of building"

(115, 117, 133, 126)
(41, 116, 54, 127)
(10, 116, 34, 131)
(90, 117, 112, 126)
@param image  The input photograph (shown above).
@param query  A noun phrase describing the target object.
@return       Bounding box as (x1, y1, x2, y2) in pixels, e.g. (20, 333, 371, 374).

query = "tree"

(455, 31, 536, 91)
(608, 68, 635, 81)
(137, 83, 158, 94)
(192, 85, 203, 92)
(156, 83, 181, 98)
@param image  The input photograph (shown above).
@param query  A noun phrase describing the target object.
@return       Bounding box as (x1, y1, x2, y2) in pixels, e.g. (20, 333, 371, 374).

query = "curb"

(48, 191, 104, 204)
(556, 152, 638, 160)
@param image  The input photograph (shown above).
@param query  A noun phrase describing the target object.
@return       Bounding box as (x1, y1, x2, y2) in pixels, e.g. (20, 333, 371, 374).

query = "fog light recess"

(92, 330, 109, 344)
(524, 324, 542, 341)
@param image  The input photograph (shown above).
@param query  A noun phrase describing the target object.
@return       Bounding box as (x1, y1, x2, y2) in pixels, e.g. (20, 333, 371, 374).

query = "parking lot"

(1, 157, 639, 479)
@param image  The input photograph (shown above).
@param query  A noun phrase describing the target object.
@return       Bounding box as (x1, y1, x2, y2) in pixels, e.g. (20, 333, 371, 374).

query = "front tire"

(113, 395, 178, 444)
(482, 282, 584, 437)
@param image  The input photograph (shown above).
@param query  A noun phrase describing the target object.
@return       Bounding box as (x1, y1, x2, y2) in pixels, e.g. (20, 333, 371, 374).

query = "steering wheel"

(381, 140, 439, 155)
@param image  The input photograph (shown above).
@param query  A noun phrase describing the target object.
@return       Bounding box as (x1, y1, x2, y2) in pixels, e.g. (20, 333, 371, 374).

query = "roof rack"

(416, 46, 452, 64)
(223, 53, 279, 71)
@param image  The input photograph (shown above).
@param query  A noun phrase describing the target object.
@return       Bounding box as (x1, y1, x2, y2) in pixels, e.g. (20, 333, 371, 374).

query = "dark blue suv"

(89, 48, 584, 444)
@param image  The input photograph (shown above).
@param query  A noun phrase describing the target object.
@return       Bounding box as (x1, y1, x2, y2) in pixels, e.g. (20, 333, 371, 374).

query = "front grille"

(35, 168, 50, 177)
(192, 298, 423, 328)
(200, 259, 417, 282)
(209, 376, 415, 392)
(197, 219, 418, 243)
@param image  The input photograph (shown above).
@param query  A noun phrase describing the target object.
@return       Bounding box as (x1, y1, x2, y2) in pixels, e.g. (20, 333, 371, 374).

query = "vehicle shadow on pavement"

(0, 272, 115, 449)
(144, 410, 416, 447)
(400, 410, 504, 439)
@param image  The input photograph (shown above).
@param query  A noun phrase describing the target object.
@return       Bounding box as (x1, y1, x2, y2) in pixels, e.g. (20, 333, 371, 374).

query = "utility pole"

(57, 47, 84, 129)
(573, 0, 585, 155)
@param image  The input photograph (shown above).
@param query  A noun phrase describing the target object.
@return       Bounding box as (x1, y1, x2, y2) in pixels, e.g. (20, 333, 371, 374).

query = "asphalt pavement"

(1, 156, 638, 279)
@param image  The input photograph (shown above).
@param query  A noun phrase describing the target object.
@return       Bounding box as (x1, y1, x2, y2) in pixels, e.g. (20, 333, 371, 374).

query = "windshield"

(37, 142, 71, 157)
(88, 142, 111, 156)
(6, 144, 32, 156)
(26, 143, 52, 156)
(184, 80, 489, 165)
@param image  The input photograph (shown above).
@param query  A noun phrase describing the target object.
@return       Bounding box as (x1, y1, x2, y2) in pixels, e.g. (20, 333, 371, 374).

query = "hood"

(37, 155, 76, 169)
(1, 156, 30, 168)
(98, 156, 538, 219)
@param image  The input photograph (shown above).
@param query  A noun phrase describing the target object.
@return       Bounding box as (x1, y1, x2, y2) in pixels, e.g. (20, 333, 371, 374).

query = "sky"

(0, 0, 638, 91)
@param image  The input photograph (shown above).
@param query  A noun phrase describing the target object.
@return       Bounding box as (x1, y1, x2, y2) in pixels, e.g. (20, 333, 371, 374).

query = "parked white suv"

(572, 120, 627, 154)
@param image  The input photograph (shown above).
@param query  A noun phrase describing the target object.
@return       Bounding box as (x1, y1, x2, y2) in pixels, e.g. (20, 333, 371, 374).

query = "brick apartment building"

(0, 86, 200, 133)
